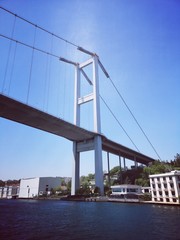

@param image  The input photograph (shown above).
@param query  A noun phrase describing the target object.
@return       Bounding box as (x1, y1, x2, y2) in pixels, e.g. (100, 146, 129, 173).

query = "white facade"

(0, 185, 19, 199)
(111, 184, 142, 195)
(149, 170, 180, 204)
(19, 177, 61, 198)
(141, 187, 151, 194)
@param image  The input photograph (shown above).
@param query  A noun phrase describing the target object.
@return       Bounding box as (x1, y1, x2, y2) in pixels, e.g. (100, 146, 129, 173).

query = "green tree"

(67, 180, 71, 192)
(76, 186, 91, 196)
(61, 179, 66, 186)
(110, 166, 120, 176)
(88, 173, 95, 180)
(174, 153, 180, 167)
(94, 186, 100, 195)
(135, 178, 149, 187)
(0, 180, 5, 187)
(124, 176, 131, 184)
(80, 175, 90, 187)
(104, 185, 111, 196)
(144, 160, 172, 175)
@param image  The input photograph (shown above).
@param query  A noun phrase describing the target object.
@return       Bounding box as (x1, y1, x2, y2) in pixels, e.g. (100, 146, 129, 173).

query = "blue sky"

(0, 0, 179, 180)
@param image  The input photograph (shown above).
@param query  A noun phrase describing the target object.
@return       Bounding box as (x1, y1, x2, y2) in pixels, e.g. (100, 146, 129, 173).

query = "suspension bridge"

(0, 6, 158, 195)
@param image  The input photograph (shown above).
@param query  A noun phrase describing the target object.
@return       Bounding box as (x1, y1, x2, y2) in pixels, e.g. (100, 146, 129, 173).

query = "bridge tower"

(60, 49, 104, 195)
(72, 52, 104, 195)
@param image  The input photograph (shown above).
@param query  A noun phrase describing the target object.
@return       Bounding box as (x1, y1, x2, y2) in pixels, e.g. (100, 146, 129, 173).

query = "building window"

(129, 188, 137, 193)
(171, 191, 175, 196)
(166, 198, 170, 202)
(159, 191, 162, 196)
(173, 199, 177, 203)
(163, 177, 166, 181)
(113, 188, 122, 193)
(158, 184, 161, 189)
(170, 183, 174, 189)
(157, 177, 160, 182)
(169, 176, 172, 181)
(160, 198, 163, 202)
(163, 183, 167, 189)
(165, 191, 168, 196)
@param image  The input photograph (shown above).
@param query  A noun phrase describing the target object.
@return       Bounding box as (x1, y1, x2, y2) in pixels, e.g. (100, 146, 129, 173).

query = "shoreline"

(60, 195, 180, 206)
(1, 196, 180, 206)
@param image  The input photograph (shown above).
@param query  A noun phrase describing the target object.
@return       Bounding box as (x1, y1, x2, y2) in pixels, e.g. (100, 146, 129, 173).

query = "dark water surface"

(0, 199, 180, 240)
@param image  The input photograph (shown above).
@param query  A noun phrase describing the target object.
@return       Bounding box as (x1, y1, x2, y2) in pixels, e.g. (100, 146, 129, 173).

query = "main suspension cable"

(100, 95, 140, 152)
(0, 6, 78, 48)
(108, 76, 161, 160)
(0, 34, 60, 59)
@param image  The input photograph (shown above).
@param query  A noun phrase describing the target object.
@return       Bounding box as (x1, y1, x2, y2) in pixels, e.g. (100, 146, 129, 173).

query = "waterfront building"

(110, 184, 142, 200)
(18, 177, 61, 198)
(141, 186, 151, 194)
(149, 170, 180, 204)
(0, 185, 19, 199)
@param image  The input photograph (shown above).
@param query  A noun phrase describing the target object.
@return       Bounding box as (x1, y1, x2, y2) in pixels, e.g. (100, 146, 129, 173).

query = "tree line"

(77, 153, 180, 195)
(110, 153, 180, 187)
(1, 154, 179, 193)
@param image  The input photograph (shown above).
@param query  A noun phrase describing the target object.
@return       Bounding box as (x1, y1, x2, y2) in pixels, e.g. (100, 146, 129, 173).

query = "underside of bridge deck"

(0, 94, 155, 165)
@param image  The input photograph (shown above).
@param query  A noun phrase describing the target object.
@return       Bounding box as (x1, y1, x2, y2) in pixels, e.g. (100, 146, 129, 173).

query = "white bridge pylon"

(60, 48, 107, 195)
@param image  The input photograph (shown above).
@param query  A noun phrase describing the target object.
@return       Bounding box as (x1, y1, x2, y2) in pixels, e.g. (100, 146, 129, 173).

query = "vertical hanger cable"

(46, 34, 54, 111)
(2, 15, 16, 93)
(7, 41, 17, 95)
(26, 26, 37, 104)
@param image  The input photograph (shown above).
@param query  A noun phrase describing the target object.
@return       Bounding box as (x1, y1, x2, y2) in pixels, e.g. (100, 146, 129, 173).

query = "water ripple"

(0, 200, 180, 240)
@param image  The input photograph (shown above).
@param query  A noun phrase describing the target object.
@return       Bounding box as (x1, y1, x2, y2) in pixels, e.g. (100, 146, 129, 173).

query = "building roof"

(149, 170, 180, 178)
(111, 184, 141, 188)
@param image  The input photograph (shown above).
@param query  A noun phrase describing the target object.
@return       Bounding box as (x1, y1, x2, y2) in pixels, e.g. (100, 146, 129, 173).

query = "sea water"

(0, 199, 180, 240)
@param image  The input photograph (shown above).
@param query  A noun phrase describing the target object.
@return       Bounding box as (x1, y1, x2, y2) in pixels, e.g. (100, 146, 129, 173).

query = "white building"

(0, 185, 19, 199)
(141, 186, 151, 194)
(110, 184, 142, 200)
(149, 170, 180, 204)
(19, 177, 61, 198)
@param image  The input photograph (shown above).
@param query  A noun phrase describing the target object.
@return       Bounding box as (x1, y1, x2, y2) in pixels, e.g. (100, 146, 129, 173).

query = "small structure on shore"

(109, 184, 142, 202)
(0, 185, 19, 199)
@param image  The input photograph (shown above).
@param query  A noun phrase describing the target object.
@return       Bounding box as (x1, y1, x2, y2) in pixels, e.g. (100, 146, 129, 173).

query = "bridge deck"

(0, 94, 155, 165)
